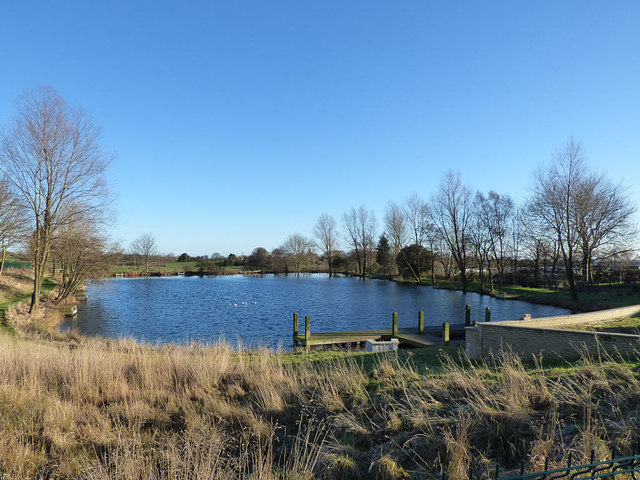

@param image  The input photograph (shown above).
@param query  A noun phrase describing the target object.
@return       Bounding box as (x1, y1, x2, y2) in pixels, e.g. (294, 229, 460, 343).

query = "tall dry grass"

(1, 335, 639, 478)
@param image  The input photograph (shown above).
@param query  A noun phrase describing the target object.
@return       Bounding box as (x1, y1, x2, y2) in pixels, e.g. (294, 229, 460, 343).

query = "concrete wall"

(465, 304, 640, 360)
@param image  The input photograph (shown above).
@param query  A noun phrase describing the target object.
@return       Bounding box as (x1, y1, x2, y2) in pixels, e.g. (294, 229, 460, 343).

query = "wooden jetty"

(291, 310, 468, 349)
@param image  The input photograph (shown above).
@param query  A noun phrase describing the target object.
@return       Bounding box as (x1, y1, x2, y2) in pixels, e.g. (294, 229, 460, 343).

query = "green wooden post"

(442, 322, 450, 346)
(304, 316, 310, 345)
(392, 312, 398, 337)
(293, 312, 299, 336)
(418, 310, 424, 334)
(465, 304, 471, 325)
(485, 307, 491, 322)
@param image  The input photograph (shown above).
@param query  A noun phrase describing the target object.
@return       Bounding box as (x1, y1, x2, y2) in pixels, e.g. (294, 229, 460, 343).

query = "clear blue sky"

(1, 1, 639, 256)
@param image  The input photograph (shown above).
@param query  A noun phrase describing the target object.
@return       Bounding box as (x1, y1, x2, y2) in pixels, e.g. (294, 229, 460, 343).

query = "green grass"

(0, 276, 57, 335)
(2, 260, 32, 269)
(0, 293, 29, 335)
(430, 279, 640, 312)
(559, 316, 640, 334)
(279, 344, 462, 374)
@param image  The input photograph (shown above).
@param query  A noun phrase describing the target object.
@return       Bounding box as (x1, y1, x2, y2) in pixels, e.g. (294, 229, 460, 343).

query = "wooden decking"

(292, 325, 465, 348)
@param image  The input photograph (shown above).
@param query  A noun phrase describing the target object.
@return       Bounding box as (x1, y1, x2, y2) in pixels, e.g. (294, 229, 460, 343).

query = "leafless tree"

(529, 138, 587, 301)
(0, 86, 110, 312)
(343, 206, 376, 277)
(470, 193, 493, 291)
(404, 194, 431, 247)
(510, 206, 524, 284)
(531, 138, 637, 296)
(430, 172, 473, 291)
(130, 233, 157, 274)
(384, 202, 406, 275)
(280, 233, 314, 273)
(476, 191, 514, 284)
(404, 194, 434, 283)
(0, 180, 26, 275)
(574, 174, 636, 283)
(313, 213, 339, 277)
(51, 217, 108, 303)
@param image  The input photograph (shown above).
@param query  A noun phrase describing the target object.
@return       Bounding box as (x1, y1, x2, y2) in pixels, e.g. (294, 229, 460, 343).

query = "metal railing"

(444, 447, 640, 480)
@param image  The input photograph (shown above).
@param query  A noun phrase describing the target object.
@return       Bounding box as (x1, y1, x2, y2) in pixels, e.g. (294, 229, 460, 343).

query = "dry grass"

(1, 271, 640, 478)
(1, 332, 637, 479)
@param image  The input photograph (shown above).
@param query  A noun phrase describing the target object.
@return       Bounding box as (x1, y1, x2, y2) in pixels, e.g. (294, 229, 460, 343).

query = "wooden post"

(418, 310, 424, 334)
(485, 307, 491, 322)
(392, 312, 398, 337)
(465, 304, 471, 325)
(304, 316, 310, 346)
(442, 322, 450, 346)
(293, 312, 299, 336)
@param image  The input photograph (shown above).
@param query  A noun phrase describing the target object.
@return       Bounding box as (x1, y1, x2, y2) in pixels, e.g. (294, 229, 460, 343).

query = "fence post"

(418, 311, 424, 333)
(485, 307, 491, 323)
(465, 304, 471, 325)
(442, 322, 449, 346)
(392, 312, 398, 337)
(304, 316, 310, 345)
(293, 312, 299, 336)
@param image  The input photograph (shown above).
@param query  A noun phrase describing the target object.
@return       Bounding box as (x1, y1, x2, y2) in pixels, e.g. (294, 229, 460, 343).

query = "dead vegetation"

(0, 332, 638, 478)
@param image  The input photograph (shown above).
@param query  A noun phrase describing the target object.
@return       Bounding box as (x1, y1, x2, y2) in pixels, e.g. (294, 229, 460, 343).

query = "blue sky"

(1, 1, 639, 256)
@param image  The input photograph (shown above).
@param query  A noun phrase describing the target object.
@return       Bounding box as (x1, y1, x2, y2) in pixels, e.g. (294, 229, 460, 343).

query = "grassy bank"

(413, 279, 640, 312)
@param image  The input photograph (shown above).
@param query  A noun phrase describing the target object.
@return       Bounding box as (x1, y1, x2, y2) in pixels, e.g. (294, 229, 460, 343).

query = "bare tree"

(51, 218, 108, 303)
(529, 138, 586, 301)
(130, 233, 157, 274)
(0, 180, 26, 275)
(0, 86, 110, 312)
(343, 206, 376, 277)
(313, 213, 339, 277)
(384, 201, 406, 275)
(470, 193, 493, 291)
(574, 175, 636, 283)
(476, 191, 514, 284)
(403, 193, 433, 283)
(510, 206, 524, 284)
(280, 233, 314, 273)
(430, 172, 473, 291)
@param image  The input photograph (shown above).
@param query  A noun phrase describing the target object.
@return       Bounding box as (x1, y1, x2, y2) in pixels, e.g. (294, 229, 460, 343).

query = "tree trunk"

(0, 247, 5, 276)
(29, 226, 51, 313)
(431, 256, 436, 285)
(488, 259, 494, 292)
(460, 267, 468, 292)
(583, 252, 592, 284)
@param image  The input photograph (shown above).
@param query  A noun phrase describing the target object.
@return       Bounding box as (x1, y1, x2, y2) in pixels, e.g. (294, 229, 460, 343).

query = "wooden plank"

(293, 329, 390, 346)
(292, 325, 466, 347)
(395, 332, 442, 347)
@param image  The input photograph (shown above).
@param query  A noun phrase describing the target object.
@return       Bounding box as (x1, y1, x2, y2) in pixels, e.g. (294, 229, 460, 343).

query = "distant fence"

(2, 261, 32, 270)
(444, 448, 640, 480)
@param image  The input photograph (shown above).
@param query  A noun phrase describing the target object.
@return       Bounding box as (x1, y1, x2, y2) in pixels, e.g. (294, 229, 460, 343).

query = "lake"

(60, 274, 571, 348)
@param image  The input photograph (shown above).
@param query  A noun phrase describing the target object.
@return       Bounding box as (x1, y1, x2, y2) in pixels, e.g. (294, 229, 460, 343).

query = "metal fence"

(444, 447, 640, 480)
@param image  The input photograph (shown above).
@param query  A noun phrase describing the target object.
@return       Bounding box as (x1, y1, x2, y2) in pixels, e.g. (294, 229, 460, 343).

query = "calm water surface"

(61, 274, 571, 348)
